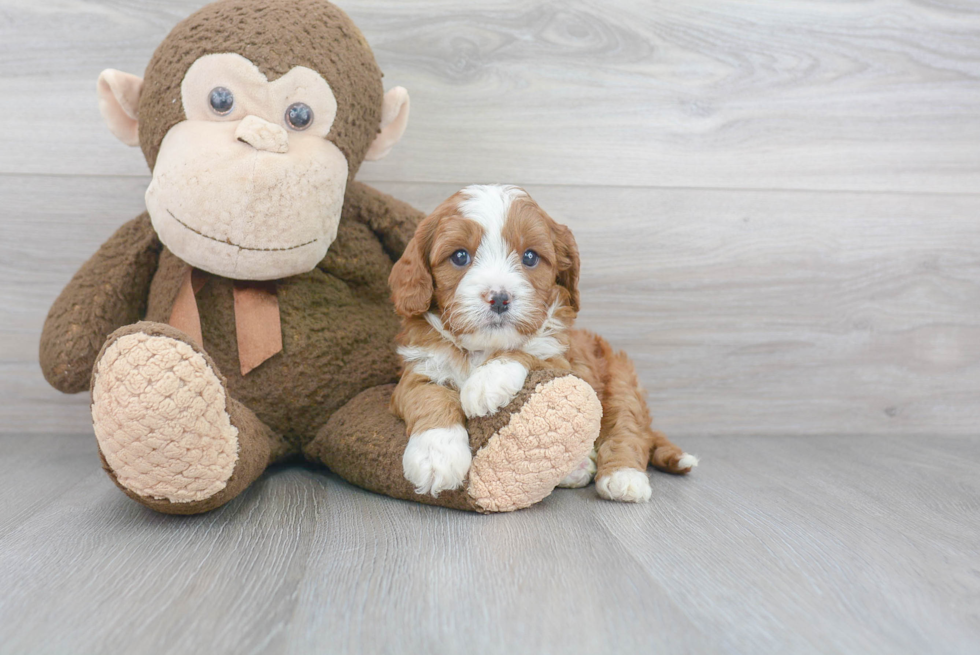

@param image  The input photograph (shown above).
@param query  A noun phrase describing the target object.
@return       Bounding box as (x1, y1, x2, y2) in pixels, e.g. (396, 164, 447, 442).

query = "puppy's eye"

(209, 87, 235, 115)
(450, 249, 471, 267)
(285, 102, 314, 130)
(522, 249, 540, 268)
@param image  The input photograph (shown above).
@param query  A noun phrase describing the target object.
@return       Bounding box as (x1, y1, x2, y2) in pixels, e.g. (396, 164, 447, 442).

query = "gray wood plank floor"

(0, 434, 978, 655)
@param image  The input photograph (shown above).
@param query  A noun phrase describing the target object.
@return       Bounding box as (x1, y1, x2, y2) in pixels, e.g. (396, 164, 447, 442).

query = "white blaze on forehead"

(457, 184, 526, 268)
(457, 184, 526, 234)
(453, 185, 534, 337)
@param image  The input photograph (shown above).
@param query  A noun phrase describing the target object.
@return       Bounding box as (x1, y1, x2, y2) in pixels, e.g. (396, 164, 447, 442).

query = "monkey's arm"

(342, 181, 424, 261)
(39, 213, 163, 394)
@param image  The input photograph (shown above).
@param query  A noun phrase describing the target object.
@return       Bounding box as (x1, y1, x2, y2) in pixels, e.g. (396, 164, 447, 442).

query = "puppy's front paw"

(596, 468, 653, 503)
(558, 448, 597, 488)
(402, 426, 472, 497)
(460, 360, 528, 418)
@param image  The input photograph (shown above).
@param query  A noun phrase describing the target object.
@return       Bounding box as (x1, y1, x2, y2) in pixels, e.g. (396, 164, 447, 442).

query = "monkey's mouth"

(167, 209, 318, 252)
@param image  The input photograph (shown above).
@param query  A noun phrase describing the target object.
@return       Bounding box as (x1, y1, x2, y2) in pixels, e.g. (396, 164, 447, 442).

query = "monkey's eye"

(209, 87, 234, 115)
(522, 249, 540, 268)
(450, 249, 471, 267)
(286, 103, 314, 130)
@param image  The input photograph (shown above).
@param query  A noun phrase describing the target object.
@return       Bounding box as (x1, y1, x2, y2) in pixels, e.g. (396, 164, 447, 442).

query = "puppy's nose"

(235, 115, 289, 153)
(489, 292, 510, 315)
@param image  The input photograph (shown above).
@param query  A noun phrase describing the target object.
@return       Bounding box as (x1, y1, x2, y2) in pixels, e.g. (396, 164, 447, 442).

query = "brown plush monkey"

(39, 0, 601, 514)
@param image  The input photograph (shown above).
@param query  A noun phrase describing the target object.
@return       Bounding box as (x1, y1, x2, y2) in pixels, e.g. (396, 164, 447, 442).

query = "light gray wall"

(1, 0, 978, 437)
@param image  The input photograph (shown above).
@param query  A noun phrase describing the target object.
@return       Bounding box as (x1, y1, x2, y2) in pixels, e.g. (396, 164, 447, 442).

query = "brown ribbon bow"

(168, 268, 283, 376)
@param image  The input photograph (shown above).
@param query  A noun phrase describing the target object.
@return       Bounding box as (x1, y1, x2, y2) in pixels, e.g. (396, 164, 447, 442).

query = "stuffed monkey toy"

(39, 0, 601, 514)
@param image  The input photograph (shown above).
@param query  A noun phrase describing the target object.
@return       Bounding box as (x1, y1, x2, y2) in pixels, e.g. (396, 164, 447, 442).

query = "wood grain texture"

(0, 434, 977, 654)
(1, 0, 980, 192)
(4, 175, 977, 437)
(2, 2, 979, 653)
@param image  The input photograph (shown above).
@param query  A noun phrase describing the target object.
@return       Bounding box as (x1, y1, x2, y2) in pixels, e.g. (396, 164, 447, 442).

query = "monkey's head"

(96, 0, 410, 280)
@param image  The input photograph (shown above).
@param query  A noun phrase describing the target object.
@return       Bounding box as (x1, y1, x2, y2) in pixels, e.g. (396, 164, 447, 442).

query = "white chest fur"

(398, 310, 568, 390)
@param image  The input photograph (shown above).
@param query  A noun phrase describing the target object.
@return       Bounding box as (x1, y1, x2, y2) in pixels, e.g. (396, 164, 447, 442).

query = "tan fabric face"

(145, 53, 348, 281)
(180, 54, 338, 138)
(146, 119, 347, 280)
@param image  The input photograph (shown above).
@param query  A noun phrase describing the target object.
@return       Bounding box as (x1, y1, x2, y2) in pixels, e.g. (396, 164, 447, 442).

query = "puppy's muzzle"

(489, 292, 510, 315)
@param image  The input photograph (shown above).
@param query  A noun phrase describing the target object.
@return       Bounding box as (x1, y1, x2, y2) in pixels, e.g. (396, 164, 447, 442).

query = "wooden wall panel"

(4, 177, 977, 436)
(0, 0, 978, 192)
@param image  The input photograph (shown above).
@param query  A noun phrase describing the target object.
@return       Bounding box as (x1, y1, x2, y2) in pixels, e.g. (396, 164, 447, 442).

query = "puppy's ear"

(552, 221, 581, 312)
(389, 213, 438, 317)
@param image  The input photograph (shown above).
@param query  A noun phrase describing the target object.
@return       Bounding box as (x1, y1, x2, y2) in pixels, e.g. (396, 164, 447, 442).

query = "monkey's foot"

(92, 324, 240, 505)
(466, 372, 602, 512)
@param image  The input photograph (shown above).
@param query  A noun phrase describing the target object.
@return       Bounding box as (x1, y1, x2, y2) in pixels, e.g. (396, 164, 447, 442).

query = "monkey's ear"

(97, 69, 143, 147)
(364, 87, 410, 161)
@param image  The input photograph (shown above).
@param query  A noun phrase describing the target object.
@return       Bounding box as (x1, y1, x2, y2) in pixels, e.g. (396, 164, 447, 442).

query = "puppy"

(388, 185, 697, 503)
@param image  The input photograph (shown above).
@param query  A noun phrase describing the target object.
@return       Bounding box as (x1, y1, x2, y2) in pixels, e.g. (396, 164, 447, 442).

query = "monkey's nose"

(235, 115, 289, 153)
(489, 292, 510, 315)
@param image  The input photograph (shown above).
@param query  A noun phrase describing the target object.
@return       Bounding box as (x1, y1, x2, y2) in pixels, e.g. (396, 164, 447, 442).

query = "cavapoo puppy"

(388, 185, 697, 503)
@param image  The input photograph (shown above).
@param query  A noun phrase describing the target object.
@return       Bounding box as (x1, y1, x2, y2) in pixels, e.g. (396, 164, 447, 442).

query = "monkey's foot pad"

(467, 375, 602, 512)
(92, 331, 240, 503)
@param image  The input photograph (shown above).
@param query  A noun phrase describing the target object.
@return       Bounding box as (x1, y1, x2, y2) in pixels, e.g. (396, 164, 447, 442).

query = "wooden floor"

(0, 434, 977, 654)
(2, 0, 979, 652)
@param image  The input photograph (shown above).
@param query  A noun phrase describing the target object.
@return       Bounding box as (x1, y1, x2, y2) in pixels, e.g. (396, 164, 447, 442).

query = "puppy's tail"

(649, 430, 699, 475)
